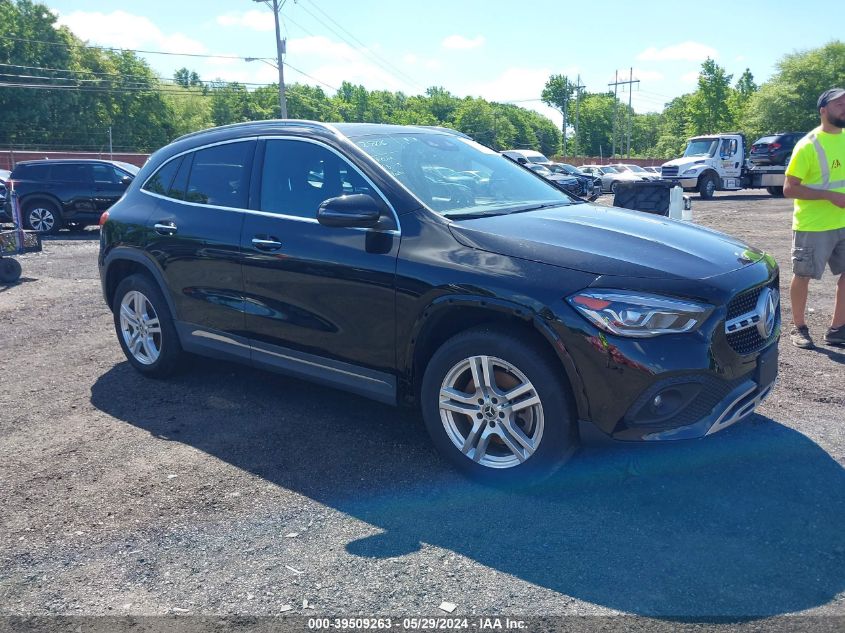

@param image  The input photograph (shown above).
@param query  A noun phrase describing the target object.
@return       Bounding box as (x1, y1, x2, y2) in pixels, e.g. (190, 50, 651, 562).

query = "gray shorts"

(792, 228, 845, 279)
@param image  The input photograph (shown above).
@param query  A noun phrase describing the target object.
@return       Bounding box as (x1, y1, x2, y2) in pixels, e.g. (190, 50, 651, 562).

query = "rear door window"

(185, 141, 255, 208)
(51, 163, 91, 183)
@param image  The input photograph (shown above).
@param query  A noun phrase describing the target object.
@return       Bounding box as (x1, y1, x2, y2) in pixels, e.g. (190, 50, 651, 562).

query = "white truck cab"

(661, 133, 786, 199)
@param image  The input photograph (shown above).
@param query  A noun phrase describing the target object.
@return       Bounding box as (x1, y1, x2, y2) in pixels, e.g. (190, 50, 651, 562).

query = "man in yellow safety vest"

(784, 87, 845, 348)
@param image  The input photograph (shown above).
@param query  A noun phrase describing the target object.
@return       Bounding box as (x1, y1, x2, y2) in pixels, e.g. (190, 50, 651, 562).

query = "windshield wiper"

(443, 202, 570, 220)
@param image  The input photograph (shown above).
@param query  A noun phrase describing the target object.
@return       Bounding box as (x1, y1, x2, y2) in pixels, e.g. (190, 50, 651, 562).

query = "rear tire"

(767, 186, 784, 197)
(24, 201, 62, 235)
(420, 326, 577, 485)
(112, 274, 184, 377)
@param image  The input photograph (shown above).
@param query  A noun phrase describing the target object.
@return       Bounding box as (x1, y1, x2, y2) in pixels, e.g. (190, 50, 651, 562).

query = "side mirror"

(120, 175, 133, 186)
(317, 193, 384, 228)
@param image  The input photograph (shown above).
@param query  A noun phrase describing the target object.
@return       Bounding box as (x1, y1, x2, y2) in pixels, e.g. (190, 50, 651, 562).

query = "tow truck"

(660, 133, 788, 199)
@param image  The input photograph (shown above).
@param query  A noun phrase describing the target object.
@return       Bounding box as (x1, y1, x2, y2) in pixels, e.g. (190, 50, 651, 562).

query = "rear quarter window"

(142, 157, 182, 196)
(12, 164, 50, 180)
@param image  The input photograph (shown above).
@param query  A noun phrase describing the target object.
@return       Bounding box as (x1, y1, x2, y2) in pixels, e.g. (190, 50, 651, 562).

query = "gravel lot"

(1, 190, 844, 624)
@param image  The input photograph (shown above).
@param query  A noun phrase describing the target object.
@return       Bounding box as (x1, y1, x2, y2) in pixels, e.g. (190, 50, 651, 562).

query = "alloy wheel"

(437, 354, 544, 469)
(28, 207, 56, 233)
(119, 290, 162, 365)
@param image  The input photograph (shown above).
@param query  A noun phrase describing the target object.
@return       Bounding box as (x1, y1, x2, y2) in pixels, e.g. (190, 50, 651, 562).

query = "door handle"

(154, 222, 178, 235)
(252, 237, 283, 251)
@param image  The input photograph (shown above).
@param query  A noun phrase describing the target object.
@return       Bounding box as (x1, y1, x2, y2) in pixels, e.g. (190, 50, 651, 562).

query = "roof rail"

(173, 119, 335, 143)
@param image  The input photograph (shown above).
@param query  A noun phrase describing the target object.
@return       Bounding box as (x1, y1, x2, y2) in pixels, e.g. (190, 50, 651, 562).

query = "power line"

(294, 0, 422, 92)
(0, 62, 279, 89)
(302, 0, 421, 90)
(3, 35, 269, 61)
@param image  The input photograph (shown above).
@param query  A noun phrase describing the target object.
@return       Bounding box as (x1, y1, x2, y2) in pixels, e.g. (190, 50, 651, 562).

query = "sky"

(41, 0, 842, 127)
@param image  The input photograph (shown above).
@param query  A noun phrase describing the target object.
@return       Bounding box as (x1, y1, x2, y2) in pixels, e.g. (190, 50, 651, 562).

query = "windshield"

(354, 132, 573, 217)
(114, 161, 140, 175)
(684, 139, 719, 158)
(625, 164, 647, 172)
(527, 155, 549, 164)
(600, 166, 619, 174)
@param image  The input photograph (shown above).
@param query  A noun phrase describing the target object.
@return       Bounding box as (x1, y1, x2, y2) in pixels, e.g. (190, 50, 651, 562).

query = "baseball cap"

(818, 87, 845, 109)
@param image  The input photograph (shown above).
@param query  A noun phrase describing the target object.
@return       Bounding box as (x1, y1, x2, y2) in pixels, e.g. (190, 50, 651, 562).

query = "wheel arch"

(20, 193, 63, 215)
(403, 296, 588, 420)
(103, 248, 177, 319)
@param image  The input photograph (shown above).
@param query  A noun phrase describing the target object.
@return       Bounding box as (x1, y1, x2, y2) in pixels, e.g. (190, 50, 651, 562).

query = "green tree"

(174, 67, 202, 89)
(574, 93, 616, 158)
(542, 74, 576, 156)
(742, 40, 845, 140)
(687, 58, 734, 135)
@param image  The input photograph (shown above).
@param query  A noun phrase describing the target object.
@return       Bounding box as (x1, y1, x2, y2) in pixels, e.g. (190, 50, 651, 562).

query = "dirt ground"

(0, 190, 843, 623)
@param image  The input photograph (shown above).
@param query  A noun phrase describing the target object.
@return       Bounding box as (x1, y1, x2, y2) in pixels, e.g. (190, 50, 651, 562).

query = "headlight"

(566, 290, 713, 337)
(681, 166, 705, 176)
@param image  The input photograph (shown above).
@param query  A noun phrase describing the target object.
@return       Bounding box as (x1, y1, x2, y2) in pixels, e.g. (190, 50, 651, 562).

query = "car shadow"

(42, 229, 100, 241)
(0, 275, 37, 291)
(700, 194, 780, 202)
(90, 360, 845, 618)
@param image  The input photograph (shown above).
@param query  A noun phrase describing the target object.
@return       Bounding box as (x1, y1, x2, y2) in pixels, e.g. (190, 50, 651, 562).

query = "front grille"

(662, 166, 679, 178)
(725, 275, 780, 355)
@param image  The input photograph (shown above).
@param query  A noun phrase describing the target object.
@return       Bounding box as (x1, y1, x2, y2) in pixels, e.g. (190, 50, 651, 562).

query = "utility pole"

(573, 75, 585, 159)
(626, 67, 634, 158)
(255, 0, 288, 118)
(608, 69, 639, 159)
(108, 126, 113, 159)
(610, 70, 618, 159)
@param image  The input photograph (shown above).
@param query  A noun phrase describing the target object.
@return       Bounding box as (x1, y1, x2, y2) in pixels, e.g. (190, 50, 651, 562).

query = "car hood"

(662, 157, 708, 169)
(448, 204, 762, 280)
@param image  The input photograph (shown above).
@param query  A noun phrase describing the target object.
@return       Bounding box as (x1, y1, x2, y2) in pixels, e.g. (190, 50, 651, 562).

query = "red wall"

(0, 150, 150, 171)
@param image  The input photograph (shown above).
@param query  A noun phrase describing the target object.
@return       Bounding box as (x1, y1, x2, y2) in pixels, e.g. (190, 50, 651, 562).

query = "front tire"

(767, 186, 784, 197)
(24, 201, 62, 235)
(112, 274, 184, 377)
(421, 326, 576, 484)
(698, 173, 718, 199)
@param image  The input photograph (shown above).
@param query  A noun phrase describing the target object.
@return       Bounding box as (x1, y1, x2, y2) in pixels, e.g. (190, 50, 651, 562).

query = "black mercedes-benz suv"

(98, 121, 780, 483)
(3, 159, 138, 233)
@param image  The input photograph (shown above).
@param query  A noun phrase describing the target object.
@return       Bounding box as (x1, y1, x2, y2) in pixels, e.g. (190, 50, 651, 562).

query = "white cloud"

(442, 35, 485, 50)
(632, 69, 664, 82)
(55, 10, 206, 55)
(681, 70, 701, 83)
(637, 41, 718, 62)
(285, 36, 411, 92)
(216, 10, 274, 32)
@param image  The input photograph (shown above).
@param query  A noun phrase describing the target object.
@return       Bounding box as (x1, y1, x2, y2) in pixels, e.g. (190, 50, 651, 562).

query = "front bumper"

(664, 177, 699, 189)
(554, 261, 781, 442)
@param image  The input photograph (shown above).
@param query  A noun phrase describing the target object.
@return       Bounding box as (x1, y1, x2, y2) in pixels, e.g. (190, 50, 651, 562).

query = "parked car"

(579, 164, 643, 194)
(643, 166, 661, 175)
(609, 163, 661, 181)
(99, 121, 780, 484)
(501, 149, 551, 165)
(545, 163, 602, 199)
(523, 163, 582, 197)
(748, 132, 806, 166)
(423, 165, 489, 195)
(1, 159, 139, 233)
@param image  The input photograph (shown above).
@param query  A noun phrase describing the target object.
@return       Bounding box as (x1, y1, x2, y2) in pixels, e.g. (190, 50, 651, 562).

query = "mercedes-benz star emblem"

(755, 288, 779, 338)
